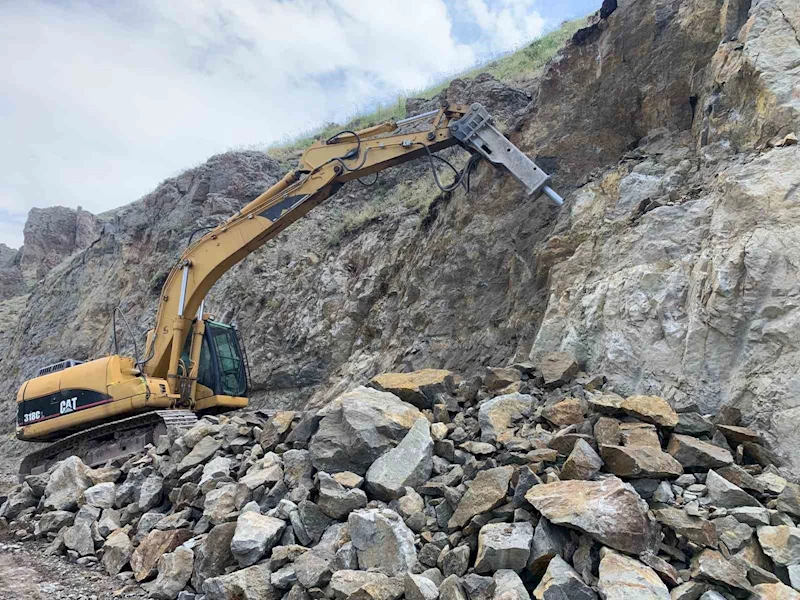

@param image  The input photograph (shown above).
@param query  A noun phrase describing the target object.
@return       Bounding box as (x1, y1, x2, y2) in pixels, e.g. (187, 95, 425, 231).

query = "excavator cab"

(180, 319, 249, 402)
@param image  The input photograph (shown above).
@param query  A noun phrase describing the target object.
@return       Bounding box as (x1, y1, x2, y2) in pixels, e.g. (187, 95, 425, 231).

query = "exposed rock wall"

(1, 0, 799, 479)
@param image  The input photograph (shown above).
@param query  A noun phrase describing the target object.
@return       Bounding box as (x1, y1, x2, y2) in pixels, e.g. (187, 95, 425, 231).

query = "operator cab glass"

(181, 320, 248, 397)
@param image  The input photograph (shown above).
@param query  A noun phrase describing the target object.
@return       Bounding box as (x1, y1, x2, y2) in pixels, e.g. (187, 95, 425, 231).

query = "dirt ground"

(0, 539, 147, 600)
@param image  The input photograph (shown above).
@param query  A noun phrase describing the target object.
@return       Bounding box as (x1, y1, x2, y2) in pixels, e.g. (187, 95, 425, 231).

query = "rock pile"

(2, 355, 799, 599)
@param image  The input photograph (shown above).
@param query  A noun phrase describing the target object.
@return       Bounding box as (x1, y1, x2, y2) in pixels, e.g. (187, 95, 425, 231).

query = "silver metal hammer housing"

(450, 103, 563, 204)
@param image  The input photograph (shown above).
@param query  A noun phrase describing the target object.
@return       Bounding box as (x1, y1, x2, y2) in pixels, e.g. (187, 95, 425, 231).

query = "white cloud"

(0, 0, 545, 248)
(464, 0, 546, 53)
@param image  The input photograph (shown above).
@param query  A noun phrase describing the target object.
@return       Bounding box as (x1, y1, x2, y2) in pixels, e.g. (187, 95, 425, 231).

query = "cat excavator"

(15, 102, 563, 476)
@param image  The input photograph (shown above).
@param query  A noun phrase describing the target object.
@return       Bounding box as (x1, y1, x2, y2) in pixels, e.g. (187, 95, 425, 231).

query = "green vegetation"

(268, 17, 586, 159)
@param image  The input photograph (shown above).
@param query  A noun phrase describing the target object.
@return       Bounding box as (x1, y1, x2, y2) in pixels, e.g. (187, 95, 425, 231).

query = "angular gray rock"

(180, 436, 224, 473)
(597, 549, 669, 600)
(290, 500, 331, 546)
(777, 483, 800, 518)
(82, 482, 116, 509)
(294, 548, 335, 588)
(203, 563, 274, 600)
(706, 470, 761, 508)
(448, 466, 513, 530)
(561, 439, 603, 480)
(756, 526, 800, 567)
(329, 570, 393, 600)
(440, 575, 468, 600)
(366, 418, 434, 500)
(600, 445, 683, 479)
(525, 477, 655, 555)
(151, 546, 195, 600)
(102, 529, 133, 576)
(667, 435, 733, 470)
(492, 570, 529, 600)
(63, 522, 94, 557)
(529, 518, 570, 574)
(139, 474, 164, 512)
(405, 573, 439, 600)
(203, 484, 238, 525)
(34, 510, 74, 536)
(309, 386, 423, 475)
(442, 545, 470, 578)
(317, 472, 368, 519)
(191, 522, 237, 591)
(474, 522, 533, 573)
(349, 508, 417, 576)
(44, 456, 93, 511)
(478, 393, 532, 443)
(533, 555, 597, 600)
(231, 512, 286, 567)
(690, 549, 752, 596)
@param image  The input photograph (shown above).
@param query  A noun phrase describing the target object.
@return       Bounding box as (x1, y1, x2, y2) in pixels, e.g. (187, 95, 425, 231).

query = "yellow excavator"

(15, 102, 563, 476)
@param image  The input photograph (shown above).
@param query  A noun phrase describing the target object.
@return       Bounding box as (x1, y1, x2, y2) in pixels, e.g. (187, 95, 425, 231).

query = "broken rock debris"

(0, 355, 795, 599)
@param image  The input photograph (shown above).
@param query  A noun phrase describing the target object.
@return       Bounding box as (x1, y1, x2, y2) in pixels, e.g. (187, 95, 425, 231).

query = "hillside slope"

(1, 0, 799, 481)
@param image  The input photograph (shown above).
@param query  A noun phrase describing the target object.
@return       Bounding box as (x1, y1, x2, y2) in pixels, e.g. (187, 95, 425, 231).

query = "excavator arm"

(141, 102, 562, 393)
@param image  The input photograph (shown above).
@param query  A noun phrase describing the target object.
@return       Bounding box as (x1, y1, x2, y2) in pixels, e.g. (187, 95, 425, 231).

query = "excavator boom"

(142, 102, 559, 388)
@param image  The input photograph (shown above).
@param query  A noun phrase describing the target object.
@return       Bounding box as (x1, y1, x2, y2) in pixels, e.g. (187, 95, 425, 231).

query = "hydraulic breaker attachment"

(450, 103, 564, 205)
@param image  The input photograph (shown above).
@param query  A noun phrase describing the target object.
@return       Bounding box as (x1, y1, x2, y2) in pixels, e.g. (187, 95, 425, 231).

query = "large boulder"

(474, 522, 533, 573)
(525, 477, 655, 555)
(561, 439, 603, 480)
(34, 510, 74, 536)
(102, 529, 133, 576)
(600, 445, 683, 478)
(757, 526, 800, 567)
(538, 353, 579, 388)
(329, 570, 394, 600)
(589, 394, 678, 427)
(231, 513, 286, 567)
(478, 393, 532, 443)
(138, 474, 164, 512)
(597, 549, 669, 599)
(150, 546, 194, 600)
(192, 522, 237, 591)
(366, 418, 433, 500)
(317, 472, 368, 519)
(294, 548, 335, 588)
(533, 555, 597, 600)
(348, 509, 417, 576)
(204, 484, 238, 525)
(63, 522, 95, 557)
(179, 436, 223, 473)
(752, 583, 800, 599)
(690, 549, 753, 596)
(370, 369, 454, 409)
(1, 482, 38, 519)
(203, 563, 275, 600)
(706, 469, 761, 508)
(667, 435, 734, 469)
(82, 482, 116, 509)
(131, 528, 192, 582)
(44, 456, 93, 511)
(493, 569, 529, 600)
(448, 466, 513, 530)
(310, 386, 423, 475)
(652, 507, 717, 547)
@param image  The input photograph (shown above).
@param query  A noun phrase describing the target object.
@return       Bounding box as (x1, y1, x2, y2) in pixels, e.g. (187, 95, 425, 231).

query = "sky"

(0, 0, 599, 249)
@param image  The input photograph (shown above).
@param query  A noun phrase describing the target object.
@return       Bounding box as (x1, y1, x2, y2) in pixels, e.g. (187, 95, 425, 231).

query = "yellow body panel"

(15, 354, 247, 441)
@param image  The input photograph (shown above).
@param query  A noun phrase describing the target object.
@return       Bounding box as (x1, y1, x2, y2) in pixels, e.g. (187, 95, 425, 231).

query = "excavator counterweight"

(14, 102, 562, 477)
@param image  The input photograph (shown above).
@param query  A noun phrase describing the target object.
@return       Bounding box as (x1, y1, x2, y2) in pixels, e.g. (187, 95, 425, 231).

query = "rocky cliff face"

(1, 0, 799, 478)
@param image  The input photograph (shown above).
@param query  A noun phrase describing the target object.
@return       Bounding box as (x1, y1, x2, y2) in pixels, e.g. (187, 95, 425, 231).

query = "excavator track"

(19, 409, 198, 479)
